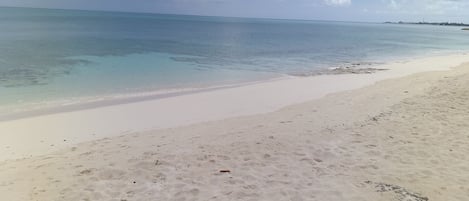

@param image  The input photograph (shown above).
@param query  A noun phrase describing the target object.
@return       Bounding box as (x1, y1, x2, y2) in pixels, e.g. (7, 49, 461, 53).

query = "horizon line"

(0, 5, 381, 24)
(3, 6, 466, 25)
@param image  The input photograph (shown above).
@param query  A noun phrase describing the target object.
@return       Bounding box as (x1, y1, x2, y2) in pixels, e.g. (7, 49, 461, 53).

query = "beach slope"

(1, 62, 469, 200)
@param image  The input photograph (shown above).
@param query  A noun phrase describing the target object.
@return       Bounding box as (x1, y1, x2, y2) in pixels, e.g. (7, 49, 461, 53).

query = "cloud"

(385, 0, 469, 14)
(323, 0, 351, 6)
(388, 0, 398, 9)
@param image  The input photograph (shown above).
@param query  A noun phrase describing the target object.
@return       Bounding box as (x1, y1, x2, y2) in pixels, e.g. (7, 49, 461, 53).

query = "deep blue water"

(1, 7, 469, 114)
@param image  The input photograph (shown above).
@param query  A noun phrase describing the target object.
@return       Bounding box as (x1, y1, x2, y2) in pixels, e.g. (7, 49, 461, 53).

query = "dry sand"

(1, 55, 469, 200)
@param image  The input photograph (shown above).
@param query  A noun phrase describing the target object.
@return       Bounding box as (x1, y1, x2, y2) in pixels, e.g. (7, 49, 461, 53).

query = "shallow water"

(1, 7, 469, 114)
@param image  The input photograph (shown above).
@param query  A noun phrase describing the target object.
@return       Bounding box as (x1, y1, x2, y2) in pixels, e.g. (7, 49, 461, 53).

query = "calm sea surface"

(1, 7, 469, 115)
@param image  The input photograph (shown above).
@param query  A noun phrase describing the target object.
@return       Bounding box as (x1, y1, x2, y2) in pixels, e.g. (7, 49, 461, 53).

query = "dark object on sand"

(364, 181, 429, 201)
(219, 170, 231, 173)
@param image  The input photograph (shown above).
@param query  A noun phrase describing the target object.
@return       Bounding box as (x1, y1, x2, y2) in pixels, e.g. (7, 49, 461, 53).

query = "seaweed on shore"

(364, 181, 429, 201)
(291, 62, 388, 77)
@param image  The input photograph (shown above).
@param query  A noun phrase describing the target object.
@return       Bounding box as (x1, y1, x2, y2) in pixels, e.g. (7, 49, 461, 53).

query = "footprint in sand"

(97, 168, 126, 180)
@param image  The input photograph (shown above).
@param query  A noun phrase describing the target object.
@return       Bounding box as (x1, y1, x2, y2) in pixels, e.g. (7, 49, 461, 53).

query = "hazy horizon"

(1, 0, 469, 23)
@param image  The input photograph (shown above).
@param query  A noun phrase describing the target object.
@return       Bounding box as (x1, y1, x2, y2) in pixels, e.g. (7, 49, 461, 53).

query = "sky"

(1, 0, 469, 22)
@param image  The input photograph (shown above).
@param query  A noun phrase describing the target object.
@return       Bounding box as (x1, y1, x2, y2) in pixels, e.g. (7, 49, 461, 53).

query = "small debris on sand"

(365, 181, 429, 201)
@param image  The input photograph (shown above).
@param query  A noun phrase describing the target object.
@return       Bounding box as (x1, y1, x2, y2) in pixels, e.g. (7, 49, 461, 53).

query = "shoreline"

(2, 53, 469, 200)
(0, 50, 466, 122)
(0, 76, 290, 122)
(1, 53, 469, 162)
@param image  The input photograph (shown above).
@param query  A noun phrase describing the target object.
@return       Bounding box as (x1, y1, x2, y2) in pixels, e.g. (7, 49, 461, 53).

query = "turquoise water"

(1, 7, 469, 114)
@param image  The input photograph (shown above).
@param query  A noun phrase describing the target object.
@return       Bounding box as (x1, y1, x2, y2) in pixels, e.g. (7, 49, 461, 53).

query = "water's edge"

(2, 51, 468, 122)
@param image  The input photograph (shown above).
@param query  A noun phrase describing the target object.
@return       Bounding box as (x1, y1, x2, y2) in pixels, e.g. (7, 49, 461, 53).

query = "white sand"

(1, 54, 469, 200)
(1, 53, 469, 161)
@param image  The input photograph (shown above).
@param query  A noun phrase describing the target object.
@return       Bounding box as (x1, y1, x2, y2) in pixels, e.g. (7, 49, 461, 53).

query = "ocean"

(1, 7, 469, 116)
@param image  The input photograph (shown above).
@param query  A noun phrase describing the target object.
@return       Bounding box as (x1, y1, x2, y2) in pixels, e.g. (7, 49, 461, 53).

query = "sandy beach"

(1, 54, 469, 200)
(1, 53, 469, 161)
